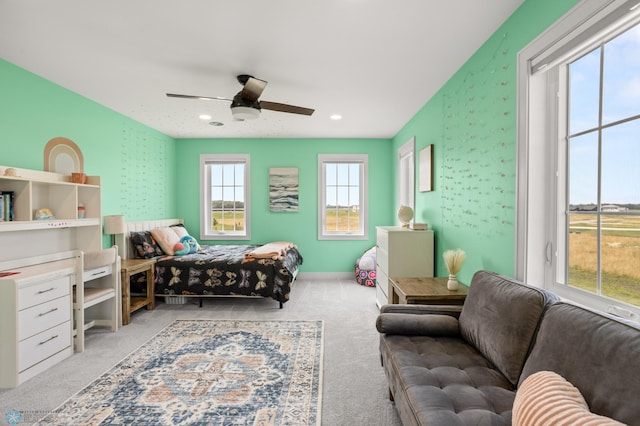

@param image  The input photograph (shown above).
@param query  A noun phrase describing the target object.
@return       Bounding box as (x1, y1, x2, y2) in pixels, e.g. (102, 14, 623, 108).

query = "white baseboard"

(297, 272, 354, 280)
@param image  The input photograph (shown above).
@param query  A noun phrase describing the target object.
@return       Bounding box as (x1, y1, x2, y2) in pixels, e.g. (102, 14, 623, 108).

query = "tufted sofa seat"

(376, 271, 559, 425)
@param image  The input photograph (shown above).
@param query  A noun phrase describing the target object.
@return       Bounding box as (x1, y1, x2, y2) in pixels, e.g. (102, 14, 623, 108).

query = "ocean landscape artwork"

(269, 167, 299, 212)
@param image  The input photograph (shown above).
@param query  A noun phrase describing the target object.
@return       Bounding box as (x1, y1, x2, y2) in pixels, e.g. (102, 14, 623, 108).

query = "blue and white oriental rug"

(38, 320, 323, 425)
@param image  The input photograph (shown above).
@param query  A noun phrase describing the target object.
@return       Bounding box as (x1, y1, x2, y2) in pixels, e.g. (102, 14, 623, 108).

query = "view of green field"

(211, 211, 245, 231)
(324, 208, 359, 232)
(568, 213, 640, 306)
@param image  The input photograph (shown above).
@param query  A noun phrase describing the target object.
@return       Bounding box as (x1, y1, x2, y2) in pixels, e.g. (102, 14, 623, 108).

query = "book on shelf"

(410, 222, 428, 230)
(1, 191, 15, 221)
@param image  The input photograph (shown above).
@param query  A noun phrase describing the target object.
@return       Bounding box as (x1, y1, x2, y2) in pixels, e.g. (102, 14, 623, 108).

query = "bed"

(116, 219, 303, 308)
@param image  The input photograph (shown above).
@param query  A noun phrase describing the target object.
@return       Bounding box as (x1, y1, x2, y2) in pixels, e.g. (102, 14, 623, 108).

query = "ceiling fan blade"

(166, 93, 232, 101)
(260, 101, 314, 116)
(240, 77, 268, 102)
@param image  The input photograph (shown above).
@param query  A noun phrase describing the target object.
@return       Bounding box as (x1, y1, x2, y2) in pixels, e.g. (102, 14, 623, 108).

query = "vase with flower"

(443, 249, 466, 290)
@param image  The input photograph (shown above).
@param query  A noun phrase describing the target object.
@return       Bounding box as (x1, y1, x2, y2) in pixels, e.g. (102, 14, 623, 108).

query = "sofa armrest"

(380, 303, 463, 318)
(376, 312, 460, 336)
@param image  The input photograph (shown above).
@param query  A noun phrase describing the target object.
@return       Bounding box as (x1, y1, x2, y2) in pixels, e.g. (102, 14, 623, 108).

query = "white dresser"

(0, 257, 76, 388)
(375, 226, 434, 308)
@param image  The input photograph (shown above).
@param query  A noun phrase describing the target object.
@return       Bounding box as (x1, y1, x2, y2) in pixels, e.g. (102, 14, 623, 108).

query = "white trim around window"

(317, 154, 368, 240)
(200, 154, 251, 241)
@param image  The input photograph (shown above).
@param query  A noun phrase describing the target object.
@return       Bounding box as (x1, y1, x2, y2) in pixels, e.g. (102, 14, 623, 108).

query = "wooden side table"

(120, 259, 156, 325)
(389, 277, 468, 305)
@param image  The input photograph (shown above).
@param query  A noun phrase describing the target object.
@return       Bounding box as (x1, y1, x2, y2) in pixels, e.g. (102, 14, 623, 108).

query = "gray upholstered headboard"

(114, 218, 184, 260)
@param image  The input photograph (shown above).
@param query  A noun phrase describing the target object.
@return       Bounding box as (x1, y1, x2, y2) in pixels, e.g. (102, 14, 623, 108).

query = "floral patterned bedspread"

(154, 245, 303, 305)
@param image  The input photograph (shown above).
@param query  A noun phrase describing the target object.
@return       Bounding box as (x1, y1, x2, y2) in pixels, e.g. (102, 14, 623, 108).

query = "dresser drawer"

(18, 295, 71, 341)
(376, 247, 389, 274)
(18, 321, 71, 373)
(18, 276, 70, 310)
(376, 228, 389, 251)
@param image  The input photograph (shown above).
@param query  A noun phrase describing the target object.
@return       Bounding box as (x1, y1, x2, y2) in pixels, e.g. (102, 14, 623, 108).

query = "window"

(200, 154, 250, 240)
(517, 0, 640, 320)
(318, 154, 368, 240)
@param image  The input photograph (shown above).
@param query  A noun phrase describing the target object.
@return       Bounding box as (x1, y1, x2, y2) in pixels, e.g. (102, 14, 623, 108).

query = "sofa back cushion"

(520, 302, 640, 424)
(459, 271, 558, 386)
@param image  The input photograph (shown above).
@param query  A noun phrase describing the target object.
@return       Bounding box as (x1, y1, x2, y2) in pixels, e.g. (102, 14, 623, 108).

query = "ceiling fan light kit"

(167, 74, 314, 122)
(231, 106, 260, 120)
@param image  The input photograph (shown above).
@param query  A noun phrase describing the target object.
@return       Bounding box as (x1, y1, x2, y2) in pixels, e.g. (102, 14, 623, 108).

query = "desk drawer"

(18, 321, 71, 372)
(18, 276, 70, 310)
(83, 265, 111, 282)
(18, 295, 71, 341)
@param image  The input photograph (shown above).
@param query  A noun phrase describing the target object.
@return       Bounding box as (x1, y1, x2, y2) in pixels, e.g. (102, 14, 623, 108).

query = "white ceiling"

(0, 0, 524, 139)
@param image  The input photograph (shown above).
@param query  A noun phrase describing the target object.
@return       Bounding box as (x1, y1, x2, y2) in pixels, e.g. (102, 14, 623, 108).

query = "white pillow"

(150, 227, 181, 255)
(358, 247, 376, 270)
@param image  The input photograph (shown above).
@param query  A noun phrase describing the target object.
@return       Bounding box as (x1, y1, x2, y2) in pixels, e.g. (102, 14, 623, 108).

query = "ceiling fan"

(166, 74, 314, 121)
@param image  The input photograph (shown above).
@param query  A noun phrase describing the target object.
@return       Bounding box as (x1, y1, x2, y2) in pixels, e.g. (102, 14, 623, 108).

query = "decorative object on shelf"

(77, 204, 86, 219)
(3, 168, 18, 177)
(443, 248, 466, 290)
(44, 137, 84, 175)
(104, 215, 126, 246)
(71, 172, 87, 184)
(419, 144, 433, 192)
(34, 208, 56, 220)
(397, 205, 414, 227)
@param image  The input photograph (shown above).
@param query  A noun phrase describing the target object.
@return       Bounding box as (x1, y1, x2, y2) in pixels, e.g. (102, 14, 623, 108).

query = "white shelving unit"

(0, 166, 102, 263)
(0, 165, 111, 386)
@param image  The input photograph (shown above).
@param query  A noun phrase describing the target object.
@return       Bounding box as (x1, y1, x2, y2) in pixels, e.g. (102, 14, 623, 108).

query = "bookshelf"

(0, 165, 102, 263)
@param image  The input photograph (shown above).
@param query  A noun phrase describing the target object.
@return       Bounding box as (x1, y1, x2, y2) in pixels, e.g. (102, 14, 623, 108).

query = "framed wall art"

(419, 144, 433, 192)
(269, 167, 299, 212)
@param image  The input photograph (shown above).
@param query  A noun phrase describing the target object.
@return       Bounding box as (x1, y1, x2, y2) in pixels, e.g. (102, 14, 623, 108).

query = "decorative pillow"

(129, 231, 164, 259)
(170, 224, 189, 238)
(150, 227, 181, 256)
(512, 371, 625, 426)
(171, 224, 201, 250)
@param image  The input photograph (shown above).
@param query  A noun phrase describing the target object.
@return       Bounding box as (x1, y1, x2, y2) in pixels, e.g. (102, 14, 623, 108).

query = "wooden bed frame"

(114, 218, 297, 308)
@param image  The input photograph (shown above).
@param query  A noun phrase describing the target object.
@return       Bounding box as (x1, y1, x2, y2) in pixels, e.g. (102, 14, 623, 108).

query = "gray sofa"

(376, 270, 640, 425)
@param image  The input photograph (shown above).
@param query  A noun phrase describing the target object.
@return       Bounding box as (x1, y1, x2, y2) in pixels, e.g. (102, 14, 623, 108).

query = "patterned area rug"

(38, 320, 323, 425)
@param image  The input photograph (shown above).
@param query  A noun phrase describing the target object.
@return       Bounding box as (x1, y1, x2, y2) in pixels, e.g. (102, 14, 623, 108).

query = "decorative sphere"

(397, 205, 414, 227)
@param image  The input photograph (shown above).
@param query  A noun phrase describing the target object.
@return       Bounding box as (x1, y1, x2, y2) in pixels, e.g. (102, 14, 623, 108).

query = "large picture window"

(318, 154, 368, 240)
(200, 154, 250, 240)
(517, 0, 640, 320)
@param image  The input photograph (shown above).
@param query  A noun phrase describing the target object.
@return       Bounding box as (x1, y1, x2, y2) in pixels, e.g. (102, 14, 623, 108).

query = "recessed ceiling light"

(330, 114, 342, 120)
(209, 121, 224, 127)
(199, 114, 212, 120)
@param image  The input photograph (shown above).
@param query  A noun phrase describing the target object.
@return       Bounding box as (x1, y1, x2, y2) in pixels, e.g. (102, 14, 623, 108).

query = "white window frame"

(200, 154, 251, 241)
(516, 0, 640, 320)
(318, 154, 368, 240)
(398, 137, 416, 221)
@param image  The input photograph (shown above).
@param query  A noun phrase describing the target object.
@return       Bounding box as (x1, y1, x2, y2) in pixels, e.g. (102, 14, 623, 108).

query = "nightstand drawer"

(18, 294, 71, 340)
(18, 276, 70, 310)
(18, 321, 71, 372)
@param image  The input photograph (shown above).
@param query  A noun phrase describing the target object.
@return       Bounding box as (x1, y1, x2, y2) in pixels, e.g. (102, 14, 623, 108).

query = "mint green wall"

(1, 0, 581, 272)
(175, 138, 393, 272)
(0, 59, 177, 246)
(392, 0, 580, 284)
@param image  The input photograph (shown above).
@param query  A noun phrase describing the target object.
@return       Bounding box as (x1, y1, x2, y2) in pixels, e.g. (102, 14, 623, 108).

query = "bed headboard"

(114, 218, 184, 260)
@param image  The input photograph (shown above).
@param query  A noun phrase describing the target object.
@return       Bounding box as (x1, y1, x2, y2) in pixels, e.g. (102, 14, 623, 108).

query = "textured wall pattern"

(440, 33, 516, 239)
(119, 126, 173, 220)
